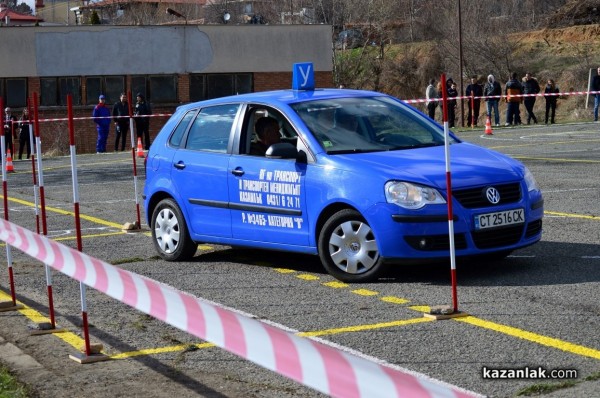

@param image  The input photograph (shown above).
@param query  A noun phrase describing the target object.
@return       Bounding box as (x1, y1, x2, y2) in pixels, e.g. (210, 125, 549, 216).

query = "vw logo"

(485, 187, 501, 204)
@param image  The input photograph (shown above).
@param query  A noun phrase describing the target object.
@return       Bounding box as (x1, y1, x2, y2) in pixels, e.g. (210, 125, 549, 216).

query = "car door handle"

(231, 168, 244, 176)
(173, 161, 185, 170)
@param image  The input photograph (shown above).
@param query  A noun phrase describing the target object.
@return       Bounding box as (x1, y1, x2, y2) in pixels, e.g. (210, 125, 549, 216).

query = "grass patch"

(584, 370, 600, 381)
(516, 371, 600, 396)
(0, 365, 29, 398)
(516, 380, 577, 396)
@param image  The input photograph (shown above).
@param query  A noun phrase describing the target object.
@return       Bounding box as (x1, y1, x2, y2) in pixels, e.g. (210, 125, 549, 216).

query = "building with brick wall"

(0, 24, 333, 154)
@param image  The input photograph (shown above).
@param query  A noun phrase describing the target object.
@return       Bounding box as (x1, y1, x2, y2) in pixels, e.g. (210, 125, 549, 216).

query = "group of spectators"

(425, 73, 561, 127)
(92, 93, 152, 154)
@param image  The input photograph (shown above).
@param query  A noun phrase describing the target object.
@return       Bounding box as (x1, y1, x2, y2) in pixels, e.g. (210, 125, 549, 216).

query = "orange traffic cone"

(485, 116, 493, 135)
(5, 149, 14, 172)
(136, 138, 145, 158)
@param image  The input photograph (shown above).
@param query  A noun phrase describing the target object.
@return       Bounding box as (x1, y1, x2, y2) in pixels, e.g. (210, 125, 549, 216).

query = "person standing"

(134, 93, 152, 150)
(522, 72, 540, 124)
(447, 82, 458, 128)
(544, 79, 560, 124)
(17, 108, 32, 160)
(484, 74, 502, 127)
(592, 67, 600, 121)
(505, 73, 523, 126)
(3, 107, 16, 156)
(425, 79, 438, 120)
(112, 93, 129, 151)
(92, 94, 111, 153)
(465, 76, 483, 127)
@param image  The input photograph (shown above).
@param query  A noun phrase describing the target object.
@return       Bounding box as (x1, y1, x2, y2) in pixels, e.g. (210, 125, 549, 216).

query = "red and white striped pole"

(32, 93, 48, 236)
(67, 94, 91, 356)
(127, 91, 142, 228)
(0, 98, 18, 308)
(27, 97, 40, 235)
(441, 73, 459, 313)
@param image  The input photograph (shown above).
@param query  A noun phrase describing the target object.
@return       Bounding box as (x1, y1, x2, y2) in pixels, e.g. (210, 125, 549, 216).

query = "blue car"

(143, 82, 543, 282)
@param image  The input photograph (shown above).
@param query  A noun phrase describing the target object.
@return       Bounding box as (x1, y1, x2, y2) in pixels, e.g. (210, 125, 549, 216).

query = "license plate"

(474, 208, 525, 230)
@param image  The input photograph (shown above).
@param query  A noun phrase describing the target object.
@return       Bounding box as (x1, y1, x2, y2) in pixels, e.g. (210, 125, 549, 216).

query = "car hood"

(328, 142, 523, 189)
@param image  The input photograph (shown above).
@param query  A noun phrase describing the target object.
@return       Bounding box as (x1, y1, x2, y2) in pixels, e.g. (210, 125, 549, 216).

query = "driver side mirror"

(266, 142, 305, 162)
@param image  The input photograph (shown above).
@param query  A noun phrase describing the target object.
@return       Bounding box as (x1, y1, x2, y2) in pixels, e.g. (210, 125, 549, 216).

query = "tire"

(151, 198, 197, 261)
(318, 209, 384, 282)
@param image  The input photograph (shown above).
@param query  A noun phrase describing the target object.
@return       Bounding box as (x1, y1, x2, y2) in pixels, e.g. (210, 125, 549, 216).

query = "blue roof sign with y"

(292, 62, 314, 91)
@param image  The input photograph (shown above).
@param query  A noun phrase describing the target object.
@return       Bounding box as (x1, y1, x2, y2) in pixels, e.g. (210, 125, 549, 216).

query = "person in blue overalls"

(92, 94, 111, 153)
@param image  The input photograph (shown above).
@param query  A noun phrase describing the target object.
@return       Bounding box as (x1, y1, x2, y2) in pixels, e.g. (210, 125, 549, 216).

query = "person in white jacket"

(425, 79, 438, 120)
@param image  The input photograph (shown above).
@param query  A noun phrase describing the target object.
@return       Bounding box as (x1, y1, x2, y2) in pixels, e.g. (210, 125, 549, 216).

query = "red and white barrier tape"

(0, 218, 481, 398)
(403, 89, 599, 104)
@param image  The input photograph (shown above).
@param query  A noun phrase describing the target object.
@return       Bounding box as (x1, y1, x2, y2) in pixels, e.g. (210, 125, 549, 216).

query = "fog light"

(419, 238, 428, 249)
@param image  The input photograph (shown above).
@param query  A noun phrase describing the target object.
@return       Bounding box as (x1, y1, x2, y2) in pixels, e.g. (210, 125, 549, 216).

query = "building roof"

(0, 8, 43, 23)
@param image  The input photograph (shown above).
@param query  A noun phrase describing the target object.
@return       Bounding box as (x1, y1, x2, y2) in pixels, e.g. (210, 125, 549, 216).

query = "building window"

(131, 75, 178, 104)
(0, 78, 27, 108)
(189, 73, 253, 102)
(40, 77, 81, 106)
(86, 76, 125, 104)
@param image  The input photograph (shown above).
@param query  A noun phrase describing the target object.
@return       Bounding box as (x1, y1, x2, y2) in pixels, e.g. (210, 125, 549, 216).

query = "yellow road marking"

(0, 290, 86, 351)
(273, 268, 296, 274)
(545, 211, 600, 220)
(455, 316, 600, 360)
(352, 288, 378, 296)
(322, 281, 349, 289)
(2, 195, 123, 228)
(512, 156, 600, 163)
(298, 317, 433, 337)
(296, 274, 320, 281)
(110, 342, 215, 359)
(380, 296, 410, 305)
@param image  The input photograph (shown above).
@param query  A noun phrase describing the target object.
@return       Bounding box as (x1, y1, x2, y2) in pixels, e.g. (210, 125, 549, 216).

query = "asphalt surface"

(0, 122, 599, 397)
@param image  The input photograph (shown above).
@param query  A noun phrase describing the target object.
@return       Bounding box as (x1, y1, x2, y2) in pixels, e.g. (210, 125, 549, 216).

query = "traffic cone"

(136, 138, 145, 158)
(5, 149, 14, 172)
(485, 116, 493, 135)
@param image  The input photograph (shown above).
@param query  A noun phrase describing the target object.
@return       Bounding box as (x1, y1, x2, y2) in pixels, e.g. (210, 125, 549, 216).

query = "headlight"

(385, 181, 446, 209)
(524, 167, 539, 192)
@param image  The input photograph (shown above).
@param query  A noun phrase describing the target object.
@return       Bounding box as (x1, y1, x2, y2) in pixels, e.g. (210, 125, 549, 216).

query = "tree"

(15, 2, 32, 15)
(90, 10, 101, 25)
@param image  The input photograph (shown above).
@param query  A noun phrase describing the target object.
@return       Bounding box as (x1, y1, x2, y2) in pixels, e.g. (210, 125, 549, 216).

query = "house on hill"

(0, 2, 43, 25)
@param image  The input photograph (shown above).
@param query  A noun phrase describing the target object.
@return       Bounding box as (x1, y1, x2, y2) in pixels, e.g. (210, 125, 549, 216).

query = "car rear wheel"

(151, 198, 197, 261)
(318, 209, 384, 282)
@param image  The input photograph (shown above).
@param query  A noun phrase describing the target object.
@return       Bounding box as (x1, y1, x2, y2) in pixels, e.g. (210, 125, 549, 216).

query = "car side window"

(169, 110, 196, 147)
(185, 104, 239, 153)
(242, 107, 298, 156)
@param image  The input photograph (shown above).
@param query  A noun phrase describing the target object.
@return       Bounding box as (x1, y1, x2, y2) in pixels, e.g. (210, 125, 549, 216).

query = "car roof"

(176, 88, 389, 112)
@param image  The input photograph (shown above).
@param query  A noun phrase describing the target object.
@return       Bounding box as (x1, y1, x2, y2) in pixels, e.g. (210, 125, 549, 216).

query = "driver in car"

(250, 117, 281, 156)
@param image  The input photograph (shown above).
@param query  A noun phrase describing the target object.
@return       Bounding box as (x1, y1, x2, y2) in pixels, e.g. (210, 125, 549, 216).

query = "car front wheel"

(151, 198, 197, 261)
(318, 209, 384, 282)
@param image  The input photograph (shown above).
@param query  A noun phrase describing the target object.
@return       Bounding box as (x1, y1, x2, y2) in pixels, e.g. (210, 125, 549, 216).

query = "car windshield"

(290, 96, 453, 154)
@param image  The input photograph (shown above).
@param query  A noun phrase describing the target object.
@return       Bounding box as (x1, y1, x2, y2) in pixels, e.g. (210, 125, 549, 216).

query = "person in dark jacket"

(522, 72, 540, 124)
(544, 79, 560, 124)
(92, 95, 111, 153)
(505, 73, 523, 126)
(484, 74, 502, 126)
(134, 93, 152, 150)
(112, 93, 130, 152)
(18, 108, 32, 160)
(465, 76, 483, 127)
(592, 67, 600, 121)
(447, 82, 458, 128)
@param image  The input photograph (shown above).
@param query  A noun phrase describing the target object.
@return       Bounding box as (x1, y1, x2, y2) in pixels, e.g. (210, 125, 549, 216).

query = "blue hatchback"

(143, 85, 543, 282)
